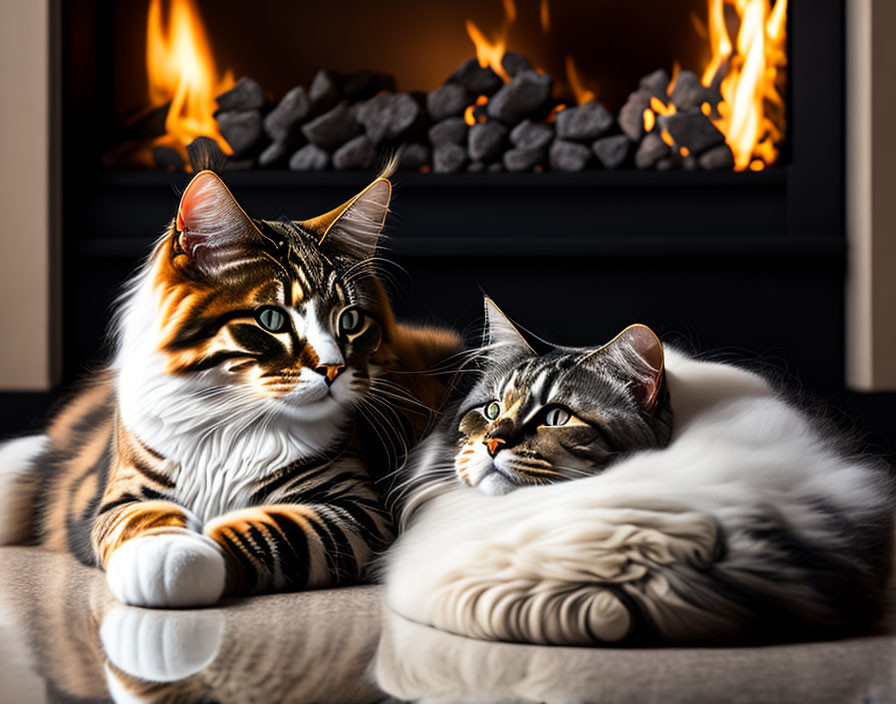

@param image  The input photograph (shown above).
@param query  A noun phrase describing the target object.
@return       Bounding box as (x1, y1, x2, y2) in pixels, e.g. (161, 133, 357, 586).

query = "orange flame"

(702, 0, 788, 171)
(464, 95, 489, 126)
(465, 0, 516, 83)
(146, 0, 234, 160)
(540, 0, 550, 33)
(565, 56, 596, 105)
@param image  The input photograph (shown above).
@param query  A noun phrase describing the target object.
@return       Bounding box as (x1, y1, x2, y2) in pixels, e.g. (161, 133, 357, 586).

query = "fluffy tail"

(0, 435, 48, 544)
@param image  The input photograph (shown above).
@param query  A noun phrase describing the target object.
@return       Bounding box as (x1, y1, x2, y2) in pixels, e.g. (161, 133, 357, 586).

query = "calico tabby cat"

(0, 164, 460, 608)
(385, 298, 894, 645)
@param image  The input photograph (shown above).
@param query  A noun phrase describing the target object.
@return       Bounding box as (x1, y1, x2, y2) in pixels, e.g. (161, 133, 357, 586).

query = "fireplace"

(89, 0, 794, 174)
(27, 0, 887, 448)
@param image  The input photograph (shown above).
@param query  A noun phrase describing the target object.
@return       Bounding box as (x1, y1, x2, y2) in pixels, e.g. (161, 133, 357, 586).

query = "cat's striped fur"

(0, 165, 460, 607)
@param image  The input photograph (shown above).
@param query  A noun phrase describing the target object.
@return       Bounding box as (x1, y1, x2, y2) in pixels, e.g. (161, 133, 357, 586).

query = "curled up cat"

(0, 164, 460, 608)
(383, 298, 895, 645)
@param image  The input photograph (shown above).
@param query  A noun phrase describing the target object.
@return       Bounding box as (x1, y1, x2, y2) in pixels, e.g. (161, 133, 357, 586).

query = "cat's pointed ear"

(484, 297, 555, 357)
(299, 177, 391, 259)
(174, 170, 262, 275)
(483, 298, 538, 359)
(599, 324, 666, 412)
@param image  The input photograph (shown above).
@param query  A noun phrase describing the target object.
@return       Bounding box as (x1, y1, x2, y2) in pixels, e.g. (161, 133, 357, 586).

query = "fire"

(702, 0, 788, 171)
(565, 56, 596, 105)
(465, 0, 516, 83)
(146, 0, 234, 161)
(464, 95, 489, 126)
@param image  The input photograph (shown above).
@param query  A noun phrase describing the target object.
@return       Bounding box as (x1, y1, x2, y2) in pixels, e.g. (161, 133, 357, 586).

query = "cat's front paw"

(105, 532, 226, 608)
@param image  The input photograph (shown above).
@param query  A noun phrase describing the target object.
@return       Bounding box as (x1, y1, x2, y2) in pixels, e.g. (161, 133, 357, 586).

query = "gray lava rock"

(151, 145, 184, 170)
(555, 101, 614, 141)
(217, 110, 265, 156)
(698, 143, 735, 170)
(549, 139, 591, 172)
(259, 138, 304, 168)
(487, 70, 552, 125)
(503, 147, 545, 172)
(356, 93, 421, 144)
(216, 77, 266, 112)
(447, 59, 502, 97)
(428, 117, 468, 146)
(487, 162, 504, 172)
(670, 70, 713, 111)
(467, 161, 486, 172)
(342, 71, 395, 101)
(656, 156, 682, 171)
(399, 143, 431, 169)
(501, 52, 533, 78)
(289, 143, 330, 171)
(333, 135, 376, 170)
(433, 143, 467, 173)
(309, 69, 341, 114)
(618, 90, 653, 142)
(592, 134, 632, 170)
(510, 120, 553, 150)
(302, 103, 360, 150)
(468, 121, 508, 161)
(639, 69, 671, 99)
(634, 132, 671, 169)
(658, 109, 725, 154)
(426, 83, 471, 121)
(264, 86, 310, 141)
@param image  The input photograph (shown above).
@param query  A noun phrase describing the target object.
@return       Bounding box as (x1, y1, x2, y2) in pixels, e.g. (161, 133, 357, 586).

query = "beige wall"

(847, 0, 896, 390)
(0, 0, 59, 390)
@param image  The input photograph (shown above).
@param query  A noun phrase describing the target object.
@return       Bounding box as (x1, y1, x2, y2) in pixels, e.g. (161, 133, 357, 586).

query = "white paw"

(106, 533, 226, 608)
(100, 605, 224, 683)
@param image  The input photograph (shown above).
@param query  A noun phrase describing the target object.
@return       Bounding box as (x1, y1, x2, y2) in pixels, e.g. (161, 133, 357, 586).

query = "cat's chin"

(476, 471, 518, 496)
(274, 395, 343, 422)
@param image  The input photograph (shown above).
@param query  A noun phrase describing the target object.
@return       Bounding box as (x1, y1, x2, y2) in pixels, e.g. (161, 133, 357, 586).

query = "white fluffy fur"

(385, 350, 893, 644)
(105, 532, 226, 608)
(0, 434, 48, 545)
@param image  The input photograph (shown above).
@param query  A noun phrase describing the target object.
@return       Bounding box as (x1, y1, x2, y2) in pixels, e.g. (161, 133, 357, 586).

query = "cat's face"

(145, 170, 392, 423)
(452, 300, 673, 495)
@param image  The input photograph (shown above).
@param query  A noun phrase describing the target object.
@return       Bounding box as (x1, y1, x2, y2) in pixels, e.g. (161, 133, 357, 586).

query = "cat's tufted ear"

(299, 177, 391, 259)
(174, 170, 263, 276)
(598, 324, 666, 412)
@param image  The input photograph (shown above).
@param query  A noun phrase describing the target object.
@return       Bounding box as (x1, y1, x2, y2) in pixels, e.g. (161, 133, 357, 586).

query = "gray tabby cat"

(384, 298, 894, 645)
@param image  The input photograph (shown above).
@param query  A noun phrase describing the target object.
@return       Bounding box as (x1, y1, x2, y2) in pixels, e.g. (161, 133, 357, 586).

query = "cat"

(0, 163, 460, 608)
(383, 298, 895, 645)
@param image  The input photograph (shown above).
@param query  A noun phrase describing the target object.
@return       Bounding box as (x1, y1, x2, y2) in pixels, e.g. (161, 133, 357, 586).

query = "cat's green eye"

(484, 401, 501, 420)
(543, 407, 571, 427)
(256, 307, 288, 333)
(339, 308, 363, 335)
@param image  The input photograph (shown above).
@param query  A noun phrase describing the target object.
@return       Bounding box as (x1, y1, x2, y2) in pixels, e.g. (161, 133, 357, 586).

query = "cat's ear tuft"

(601, 324, 665, 411)
(174, 171, 260, 276)
(483, 298, 536, 356)
(300, 177, 391, 259)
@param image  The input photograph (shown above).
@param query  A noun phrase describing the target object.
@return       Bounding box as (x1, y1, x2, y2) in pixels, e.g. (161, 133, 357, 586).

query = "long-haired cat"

(0, 164, 460, 608)
(384, 298, 894, 645)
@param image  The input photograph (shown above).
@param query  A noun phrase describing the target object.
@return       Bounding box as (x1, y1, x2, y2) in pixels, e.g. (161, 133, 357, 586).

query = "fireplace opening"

(98, 0, 788, 174)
